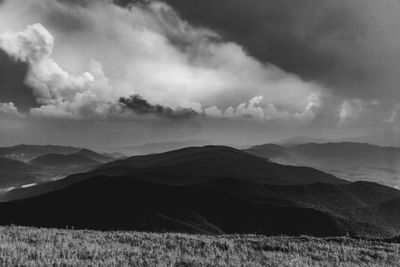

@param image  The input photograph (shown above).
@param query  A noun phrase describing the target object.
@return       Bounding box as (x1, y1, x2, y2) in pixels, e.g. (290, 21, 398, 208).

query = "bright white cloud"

(0, 0, 323, 121)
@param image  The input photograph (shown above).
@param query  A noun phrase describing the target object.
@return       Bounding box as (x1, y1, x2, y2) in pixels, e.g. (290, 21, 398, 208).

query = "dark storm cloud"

(0, 50, 37, 111)
(119, 95, 198, 119)
(123, 0, 400, 106)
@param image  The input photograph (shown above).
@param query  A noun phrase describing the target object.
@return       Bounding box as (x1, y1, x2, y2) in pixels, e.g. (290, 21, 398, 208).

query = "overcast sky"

(0, 0, 399, 147)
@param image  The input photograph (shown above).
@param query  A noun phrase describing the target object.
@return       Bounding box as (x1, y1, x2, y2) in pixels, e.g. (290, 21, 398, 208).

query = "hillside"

(29, 154, 100, 169)
(0, 158, 42, 188)
(103, 140, 211, 156)
(0, 226, 399, 266)
(94, 146, 346, 186)
(2, 146, 400, 237)
(75, 149, 114, 163)
(246, 142, 400, 188)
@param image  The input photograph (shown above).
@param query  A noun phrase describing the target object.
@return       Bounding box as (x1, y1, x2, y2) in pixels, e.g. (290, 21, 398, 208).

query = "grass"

(0, 226, 399, 266)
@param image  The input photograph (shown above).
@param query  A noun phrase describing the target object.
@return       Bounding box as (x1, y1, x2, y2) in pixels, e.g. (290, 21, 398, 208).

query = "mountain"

(0, 158, 43, 188)
(1, 165, 400, 237)
(246, 142, 400, 188)
(92, 146, 346, 186)
(4, 146, 400, 237)
(103, 140, 212, 156)
(0, 146, 112, 190)
(29, 153, 100, 169)
(339, 132, 400, 147)
(276, 136, 329, 147)
(75, 149, 114, 163)
(0, 145, 81, 162)
(2, 145, 344, 202)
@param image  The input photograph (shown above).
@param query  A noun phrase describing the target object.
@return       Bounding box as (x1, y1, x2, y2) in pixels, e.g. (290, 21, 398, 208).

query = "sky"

(0, 0, 399, 147)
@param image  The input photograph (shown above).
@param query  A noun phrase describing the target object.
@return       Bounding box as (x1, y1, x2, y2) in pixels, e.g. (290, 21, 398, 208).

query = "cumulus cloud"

(0, 0, 322, 122)
(1, 0, 396, 146)
(0, 102, 21, 117)
(0, 23, 115, 119)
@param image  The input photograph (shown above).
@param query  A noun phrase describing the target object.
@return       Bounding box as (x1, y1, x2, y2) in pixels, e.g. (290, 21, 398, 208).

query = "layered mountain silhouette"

(1, 145, 400, 238)
(246, 142, 400, 188)
(276, 136, 328, 147)
(0, 145, 114, 190)
(0, 145, 81, 162)
(0, 144, 115, 162)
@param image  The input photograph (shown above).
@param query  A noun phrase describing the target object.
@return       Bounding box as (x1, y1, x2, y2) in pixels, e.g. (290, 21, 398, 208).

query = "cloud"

(0, 50, 37, 111)
(162, 0, 400, 107)
(0, 0, 321, 122)
(0, 102, 21, 117)
(119, 94, 198, 119)
(0, 23, 115, 119)
(0, 0, 397, 146)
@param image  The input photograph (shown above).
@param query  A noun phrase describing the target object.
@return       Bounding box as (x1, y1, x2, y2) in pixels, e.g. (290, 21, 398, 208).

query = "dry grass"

(0, 226, 399, 266)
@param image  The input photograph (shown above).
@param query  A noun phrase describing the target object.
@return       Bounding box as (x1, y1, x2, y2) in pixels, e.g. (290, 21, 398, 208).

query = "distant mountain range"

(0, 145, 81, 162)
(341, 133, 400, 147)
(1, 145, 400, 238)
(246, 142, 400, 188)
(275, 133, 400, 147)
(102, 140, 212, 156)
(276, 136, 329, 147)
(0, 145, 116, 189)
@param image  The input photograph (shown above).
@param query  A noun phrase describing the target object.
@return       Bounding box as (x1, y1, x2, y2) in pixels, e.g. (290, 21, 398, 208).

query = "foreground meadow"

(0, 226, 399, 266)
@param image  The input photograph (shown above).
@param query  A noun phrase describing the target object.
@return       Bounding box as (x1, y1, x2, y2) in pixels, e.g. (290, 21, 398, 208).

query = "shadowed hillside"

(94, 146, 346, 186)
(1, 146, 400, 237)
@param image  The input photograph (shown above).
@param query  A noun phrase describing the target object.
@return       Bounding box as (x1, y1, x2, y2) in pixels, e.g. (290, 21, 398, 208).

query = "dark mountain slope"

(0, 176, 345, 236)
(1, 175, 399, 237)
(94, 146, 346, 186)
(1, 146, 399, 237)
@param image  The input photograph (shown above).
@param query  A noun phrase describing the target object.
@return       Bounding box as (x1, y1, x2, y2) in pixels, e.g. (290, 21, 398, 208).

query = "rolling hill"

(74, 149, 113, 163)
(0, 144, 114, 163)
(93, 146, 346, 186)
(2, 146, 400, 237)
(0, 146, 111, 190)
(246, 142, 400, 188)
(0, 158, 43, 188)
(29, 153, 100, 169)
(102, 140, 211, 156)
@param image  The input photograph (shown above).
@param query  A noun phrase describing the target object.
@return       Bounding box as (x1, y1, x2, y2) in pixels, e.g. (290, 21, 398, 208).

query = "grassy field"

(0, 226, 399, 266)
